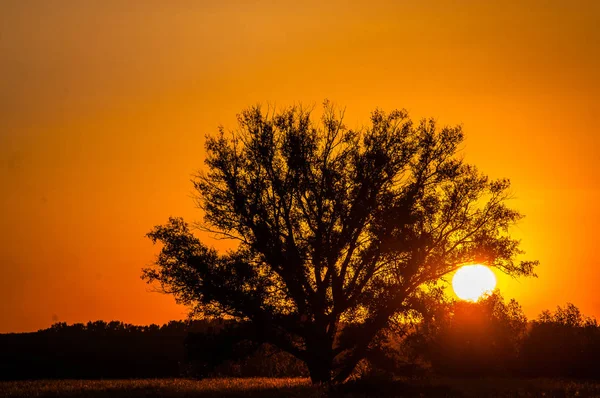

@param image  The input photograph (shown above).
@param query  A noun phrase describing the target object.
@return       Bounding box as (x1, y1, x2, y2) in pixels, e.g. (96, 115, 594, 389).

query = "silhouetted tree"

(143, 101, 537, 383)
(404, 291, 528, 376)
(0, 320, 192, 379)
(521, 303, 600, 378)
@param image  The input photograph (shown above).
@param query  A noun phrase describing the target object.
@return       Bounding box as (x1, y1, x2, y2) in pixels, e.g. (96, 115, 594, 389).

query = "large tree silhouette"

(143, 101, 537, 383)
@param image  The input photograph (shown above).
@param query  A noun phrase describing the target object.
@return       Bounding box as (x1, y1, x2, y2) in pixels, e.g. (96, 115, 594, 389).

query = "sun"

(452, 264, 497, 301)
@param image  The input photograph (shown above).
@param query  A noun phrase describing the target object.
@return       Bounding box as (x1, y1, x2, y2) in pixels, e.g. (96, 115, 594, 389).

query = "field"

(2, 377, 600, 398)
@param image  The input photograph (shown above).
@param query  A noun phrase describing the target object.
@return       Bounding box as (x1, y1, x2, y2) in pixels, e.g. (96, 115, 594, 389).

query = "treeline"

(0, 319, 306, 380)
(1, 320, 189, 379)
(2, 295, 600, 380)
(401, 293, 600, 379)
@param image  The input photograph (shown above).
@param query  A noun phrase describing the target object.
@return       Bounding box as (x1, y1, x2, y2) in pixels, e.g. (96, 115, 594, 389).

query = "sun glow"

(452, 265, 497, 301)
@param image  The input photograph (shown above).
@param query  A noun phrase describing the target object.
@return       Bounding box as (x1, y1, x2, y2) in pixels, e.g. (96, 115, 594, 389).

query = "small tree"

(143, 101, 537, 383)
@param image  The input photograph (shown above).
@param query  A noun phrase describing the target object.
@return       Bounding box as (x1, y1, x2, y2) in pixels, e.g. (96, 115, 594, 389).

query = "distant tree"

(535, 303, 598, 329)
(404, 291, 528, 376)
(143, 101, 537, 383)
(521, 303, 600, 378)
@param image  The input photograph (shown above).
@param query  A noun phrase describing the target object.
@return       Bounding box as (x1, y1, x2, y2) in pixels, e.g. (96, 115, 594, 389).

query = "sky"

(1, 0, 599, 332)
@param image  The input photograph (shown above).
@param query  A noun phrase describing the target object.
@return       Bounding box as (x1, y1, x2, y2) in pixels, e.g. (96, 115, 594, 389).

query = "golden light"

(452, 265, 497, 301)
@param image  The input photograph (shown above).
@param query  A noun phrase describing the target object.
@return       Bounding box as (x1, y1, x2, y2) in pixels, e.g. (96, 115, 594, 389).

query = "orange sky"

(1, 0, 599, 332)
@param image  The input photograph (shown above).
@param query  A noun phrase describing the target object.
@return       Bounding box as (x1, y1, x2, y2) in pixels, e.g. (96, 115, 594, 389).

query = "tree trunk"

(333, 352, 362, 383)
(307, 358, 332, 384)
(305, 334, 334, 384)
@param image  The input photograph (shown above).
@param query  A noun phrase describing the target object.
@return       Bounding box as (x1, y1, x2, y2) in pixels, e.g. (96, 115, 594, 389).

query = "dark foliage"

(403, 292, 527, 377)
(143, 101, 537, 383)
(0, 320, 187, 380)
(0, 320, 305, 381)
(520, 303, 600, 378)
(403, 295, 600, 380)
(3, 300, 600, 382)
(184, 321, 306, 378)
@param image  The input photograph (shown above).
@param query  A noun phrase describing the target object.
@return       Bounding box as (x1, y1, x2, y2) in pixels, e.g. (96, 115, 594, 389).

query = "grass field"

(2, 377, 600, 397)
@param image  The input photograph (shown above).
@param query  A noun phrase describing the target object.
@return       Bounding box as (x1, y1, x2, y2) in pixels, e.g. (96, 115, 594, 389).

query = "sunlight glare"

(452, 265, 497, 301)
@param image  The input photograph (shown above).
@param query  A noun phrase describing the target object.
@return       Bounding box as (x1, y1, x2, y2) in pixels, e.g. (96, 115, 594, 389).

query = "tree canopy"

(143, 101, 537, 383)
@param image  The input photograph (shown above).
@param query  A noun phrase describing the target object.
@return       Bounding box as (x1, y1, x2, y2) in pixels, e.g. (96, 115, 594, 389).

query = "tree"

(143, 101, 537, 383)
(404, 291, 528, 376)
(521, 303, 600, 378)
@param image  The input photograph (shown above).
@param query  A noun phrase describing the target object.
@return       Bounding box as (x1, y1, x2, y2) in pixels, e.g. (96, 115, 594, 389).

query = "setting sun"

(452, 265, 497, 301)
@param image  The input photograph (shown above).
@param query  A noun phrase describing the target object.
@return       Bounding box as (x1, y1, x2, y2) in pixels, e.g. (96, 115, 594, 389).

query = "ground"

(1, 377, 599, 397)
